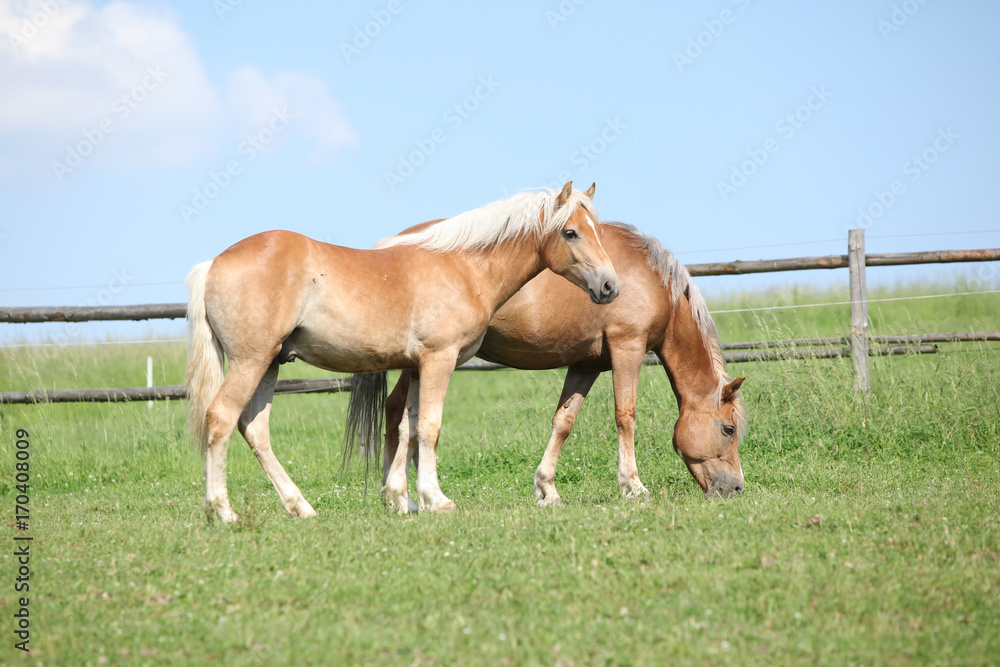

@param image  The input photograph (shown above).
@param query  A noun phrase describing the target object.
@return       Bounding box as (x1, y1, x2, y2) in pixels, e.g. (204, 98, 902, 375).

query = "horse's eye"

(722, 424, 736, 438)
(563, 228, 579, 240)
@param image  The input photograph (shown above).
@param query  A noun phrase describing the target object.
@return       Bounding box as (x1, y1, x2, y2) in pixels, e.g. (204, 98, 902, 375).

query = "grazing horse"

(358, 222, 746, 507)
(185, 182, 619, 521)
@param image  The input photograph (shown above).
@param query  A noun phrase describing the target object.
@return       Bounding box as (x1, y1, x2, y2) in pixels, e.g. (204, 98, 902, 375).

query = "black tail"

(342, 371, 388, 486)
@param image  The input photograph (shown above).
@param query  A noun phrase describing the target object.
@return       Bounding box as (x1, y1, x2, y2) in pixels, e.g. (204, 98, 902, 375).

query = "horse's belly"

(478, 325, 605, 370)
(281, 326, 412, 373)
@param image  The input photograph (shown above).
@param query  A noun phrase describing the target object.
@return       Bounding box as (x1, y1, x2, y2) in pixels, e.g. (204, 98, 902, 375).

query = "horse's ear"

(721, 377, 745, 402)
(556, 181, 573, 207)
(584, 182, 596, 200)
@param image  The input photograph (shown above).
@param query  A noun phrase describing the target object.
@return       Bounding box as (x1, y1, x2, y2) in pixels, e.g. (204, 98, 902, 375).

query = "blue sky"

(1, 0, 999, 343)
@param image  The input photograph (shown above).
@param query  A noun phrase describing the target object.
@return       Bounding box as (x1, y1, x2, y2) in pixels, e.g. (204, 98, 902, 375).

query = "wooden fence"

(1, 230, 997, 404)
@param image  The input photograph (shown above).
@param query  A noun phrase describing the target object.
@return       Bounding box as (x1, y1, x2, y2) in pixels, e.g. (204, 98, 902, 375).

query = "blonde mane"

(376, 188, 598, 252)
(606, 222, 748, 440)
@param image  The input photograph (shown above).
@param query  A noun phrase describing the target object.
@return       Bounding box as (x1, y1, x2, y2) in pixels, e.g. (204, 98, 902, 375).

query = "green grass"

(706, 274, 1000, 340)
(0, 282, 998, 665)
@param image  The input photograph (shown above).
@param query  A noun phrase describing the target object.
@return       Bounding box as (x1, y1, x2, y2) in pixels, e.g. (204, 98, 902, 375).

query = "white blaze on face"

(578, 211, 605, 255)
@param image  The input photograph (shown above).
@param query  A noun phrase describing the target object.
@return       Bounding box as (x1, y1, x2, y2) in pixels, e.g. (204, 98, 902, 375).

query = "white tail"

(185, 260, 224, 454)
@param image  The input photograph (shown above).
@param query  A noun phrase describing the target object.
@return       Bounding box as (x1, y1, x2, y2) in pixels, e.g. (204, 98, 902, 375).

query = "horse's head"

(673, 376, 746, 498)
(540, 181, 621, 304)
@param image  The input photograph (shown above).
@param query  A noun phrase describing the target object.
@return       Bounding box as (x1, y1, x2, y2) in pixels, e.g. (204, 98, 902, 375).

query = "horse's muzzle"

(704, 473, 744, 498)
(589, 275, 621, 304)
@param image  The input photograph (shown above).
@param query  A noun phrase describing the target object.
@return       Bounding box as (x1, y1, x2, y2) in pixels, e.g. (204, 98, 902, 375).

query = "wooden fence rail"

(721, 331, 1000, 350)
(2, 245, 998, 324)
(0, 343, 950, 404)
(0, 303, 188, 323)
(685, 247, 1000, 277)
(2, 231, 997, 403)
(0, 378, 351, 405)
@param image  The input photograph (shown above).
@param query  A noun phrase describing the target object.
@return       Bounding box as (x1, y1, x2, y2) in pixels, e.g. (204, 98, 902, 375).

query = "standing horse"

(358, 222, 746, 506)
(185, 182, 619, 521)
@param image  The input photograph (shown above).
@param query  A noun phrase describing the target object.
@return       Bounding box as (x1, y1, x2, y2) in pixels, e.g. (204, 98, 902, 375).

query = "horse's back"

(203, 230, 489, 372)
(479, 225, 670, 369)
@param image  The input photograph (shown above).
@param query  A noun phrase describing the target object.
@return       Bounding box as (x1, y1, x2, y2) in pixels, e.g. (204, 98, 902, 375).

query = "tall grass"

(707, 278, 1000, 340)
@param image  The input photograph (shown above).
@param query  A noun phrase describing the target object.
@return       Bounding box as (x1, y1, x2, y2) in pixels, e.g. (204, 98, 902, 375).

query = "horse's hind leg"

(384, 372, 419, 514)
(238, 361, 316, 518)
(204, 358, 272, 522)
(382, 370, 411, 492)
(534, 366, 599, 507)
(610, 342, 649, 500)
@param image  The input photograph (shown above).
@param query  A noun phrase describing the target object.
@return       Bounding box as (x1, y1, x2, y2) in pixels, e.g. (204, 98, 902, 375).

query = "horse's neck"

(465, 238, 547, 311)
(659, 291, 720, 404)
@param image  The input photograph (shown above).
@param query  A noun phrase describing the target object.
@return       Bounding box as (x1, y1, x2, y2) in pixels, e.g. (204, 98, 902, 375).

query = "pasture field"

(0, 282, 998, 665)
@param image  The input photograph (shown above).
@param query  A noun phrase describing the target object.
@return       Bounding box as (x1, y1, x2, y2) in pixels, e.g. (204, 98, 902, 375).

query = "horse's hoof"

(621, 480, 650, 501)
(209, 507, 240, 523)
(433, 501, 457, 513)
(422, 496, 457, 513)
(536, 493, 563, 507)
(534, 479, 558, 502)
(385, 492, 415, 515)
(289, 500, 317, 518)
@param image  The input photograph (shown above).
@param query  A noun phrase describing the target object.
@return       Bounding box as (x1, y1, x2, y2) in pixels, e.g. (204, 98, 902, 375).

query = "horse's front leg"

(610, 343, 650, 500)
(414, 355, 458, 513)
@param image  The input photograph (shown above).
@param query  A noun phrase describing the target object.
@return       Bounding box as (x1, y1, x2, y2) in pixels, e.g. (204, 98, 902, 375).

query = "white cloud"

(226, 67, 358, 164)
(0, 0, 357, 183)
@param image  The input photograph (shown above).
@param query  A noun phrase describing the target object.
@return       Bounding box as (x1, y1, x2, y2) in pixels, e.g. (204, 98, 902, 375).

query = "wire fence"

(1, 230, 998, 402)
(2, 229, 997, 293)
(0, 290, 1000, 350)
(709, 288, 1000, 315)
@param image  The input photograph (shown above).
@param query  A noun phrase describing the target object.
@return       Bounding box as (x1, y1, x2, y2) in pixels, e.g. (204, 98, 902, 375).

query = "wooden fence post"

(147, 356, 154, 409)
(848, 229, 870, 394)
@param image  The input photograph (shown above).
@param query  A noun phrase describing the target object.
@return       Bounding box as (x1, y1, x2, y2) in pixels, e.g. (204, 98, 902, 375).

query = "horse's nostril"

(603, 281, 614, 295)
